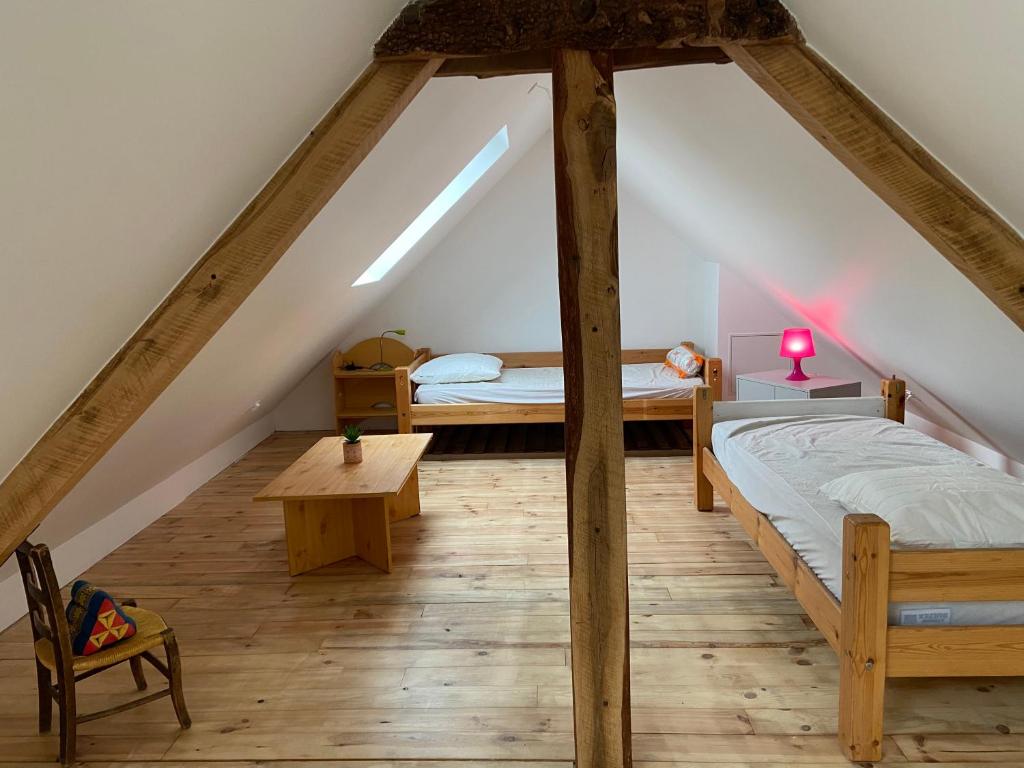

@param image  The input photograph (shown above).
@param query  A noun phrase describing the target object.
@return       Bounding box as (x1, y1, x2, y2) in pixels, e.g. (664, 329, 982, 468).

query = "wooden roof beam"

(435, 45, 731, 79)
(0, 59, 440, 566)
(376, 0, 801, 61)
(727, 43, 1024, 332)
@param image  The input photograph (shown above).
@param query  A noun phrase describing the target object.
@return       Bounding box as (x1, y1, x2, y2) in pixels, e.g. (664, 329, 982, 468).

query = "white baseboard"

(0, 415, 275, 632)
(908, 413, 1024, 479)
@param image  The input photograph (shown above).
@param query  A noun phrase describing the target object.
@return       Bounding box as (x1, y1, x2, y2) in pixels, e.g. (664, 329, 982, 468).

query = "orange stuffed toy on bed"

(664, 345, 704, 378)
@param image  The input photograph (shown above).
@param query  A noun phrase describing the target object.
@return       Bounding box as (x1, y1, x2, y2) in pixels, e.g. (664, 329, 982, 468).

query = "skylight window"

(352, 126, 510, 286)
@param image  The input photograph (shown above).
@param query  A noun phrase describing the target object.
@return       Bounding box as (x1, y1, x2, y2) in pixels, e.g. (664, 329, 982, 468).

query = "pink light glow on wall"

(765, 284, 849, 346)
(760, 259, 876, 353)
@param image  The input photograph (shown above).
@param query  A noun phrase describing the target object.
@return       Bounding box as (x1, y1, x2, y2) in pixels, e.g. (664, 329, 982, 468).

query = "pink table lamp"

(780, 328, 815, 381)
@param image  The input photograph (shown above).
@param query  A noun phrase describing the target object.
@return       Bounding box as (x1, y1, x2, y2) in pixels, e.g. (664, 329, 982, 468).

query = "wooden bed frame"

(692, 379, 1024, 762)
(394, 343, 722, 434)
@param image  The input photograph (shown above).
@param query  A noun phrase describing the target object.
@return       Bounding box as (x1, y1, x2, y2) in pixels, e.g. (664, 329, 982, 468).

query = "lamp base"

(785, 358, 810, 382)
(369, 362, 394, 372)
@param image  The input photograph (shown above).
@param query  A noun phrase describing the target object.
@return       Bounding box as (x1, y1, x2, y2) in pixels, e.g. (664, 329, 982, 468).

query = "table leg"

(283, 498, 391, 575)
(353, 498, 392, 573)
(389, 466, 422, 523)
(284, 500, 354, 576)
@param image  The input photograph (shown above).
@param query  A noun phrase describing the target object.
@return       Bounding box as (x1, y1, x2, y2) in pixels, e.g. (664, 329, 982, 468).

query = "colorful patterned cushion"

(65, 581, 137, 656)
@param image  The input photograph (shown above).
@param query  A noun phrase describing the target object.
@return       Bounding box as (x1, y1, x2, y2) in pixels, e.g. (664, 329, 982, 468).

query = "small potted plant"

(342, 425, 363, 464)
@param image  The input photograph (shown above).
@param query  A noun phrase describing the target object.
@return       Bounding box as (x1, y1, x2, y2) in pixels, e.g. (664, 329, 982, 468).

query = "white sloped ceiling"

(615, 58, 1024, 462)
(785, 0, 1024, 230)
(1, 0, 1021, 561)
(617, 0, 1024, 460)
(34, 75, 550, 549)
(0, 1, 548, 554)
(0, 0, 405, 482)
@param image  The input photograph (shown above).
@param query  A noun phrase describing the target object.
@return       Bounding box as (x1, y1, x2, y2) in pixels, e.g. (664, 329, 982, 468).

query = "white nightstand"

(735, 369, 862, 401)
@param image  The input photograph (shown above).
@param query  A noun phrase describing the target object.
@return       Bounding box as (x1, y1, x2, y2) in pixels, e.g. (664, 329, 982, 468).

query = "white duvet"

(712, 414, 1024, 626)
(415, 362, 700, 404)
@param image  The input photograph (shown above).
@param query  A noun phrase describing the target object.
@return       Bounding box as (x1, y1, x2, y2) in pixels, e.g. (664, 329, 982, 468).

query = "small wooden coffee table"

(254, 433, 432, 575)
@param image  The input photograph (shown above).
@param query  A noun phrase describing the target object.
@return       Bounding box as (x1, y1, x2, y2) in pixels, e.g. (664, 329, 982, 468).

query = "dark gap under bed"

(420, 420, 691, 460)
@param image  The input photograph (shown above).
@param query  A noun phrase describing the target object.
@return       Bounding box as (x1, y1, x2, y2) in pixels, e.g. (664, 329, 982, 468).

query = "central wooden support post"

(552, 49, 632, 768)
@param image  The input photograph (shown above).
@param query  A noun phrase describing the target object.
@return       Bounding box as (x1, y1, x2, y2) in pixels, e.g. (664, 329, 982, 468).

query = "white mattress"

(415, 362, 700, 405)
(712, 414, 1024, 626)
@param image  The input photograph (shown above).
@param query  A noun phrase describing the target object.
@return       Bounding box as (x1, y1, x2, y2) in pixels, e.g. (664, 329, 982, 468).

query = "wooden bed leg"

(881, 377, 906, 423)
(395, 366, 413, 434)
(692, 385, 714, 511)
(838, 514, 891, 762)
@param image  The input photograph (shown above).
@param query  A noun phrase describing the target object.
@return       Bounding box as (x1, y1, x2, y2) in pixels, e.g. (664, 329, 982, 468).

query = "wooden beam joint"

(377, 0, 802, 61)
(435, 45, 732, 78)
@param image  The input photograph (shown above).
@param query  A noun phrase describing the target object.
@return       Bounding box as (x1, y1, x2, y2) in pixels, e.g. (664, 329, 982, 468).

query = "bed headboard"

(711, 396, 886, 424)
(692, 378, 906, 511)
(481, 342, 698, 370)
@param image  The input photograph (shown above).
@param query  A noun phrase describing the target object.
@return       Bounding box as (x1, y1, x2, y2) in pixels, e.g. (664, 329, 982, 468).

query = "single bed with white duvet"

(415, 362, 701, 404)
(712, 413, 1024, 626)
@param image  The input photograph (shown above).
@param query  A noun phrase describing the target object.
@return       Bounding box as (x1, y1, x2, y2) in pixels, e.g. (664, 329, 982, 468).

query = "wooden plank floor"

(2, 430, 1023, 765)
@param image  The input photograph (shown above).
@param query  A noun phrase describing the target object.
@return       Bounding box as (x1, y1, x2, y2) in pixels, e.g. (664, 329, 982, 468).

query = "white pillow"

(665, 345, 704, 378)
(820, 464, 1024, 549)
(411, 353, 503, 385)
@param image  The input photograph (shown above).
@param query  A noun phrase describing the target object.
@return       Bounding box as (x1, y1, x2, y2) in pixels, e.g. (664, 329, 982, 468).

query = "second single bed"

(396, 345, 722, 433)
(415, 361, 702, 404)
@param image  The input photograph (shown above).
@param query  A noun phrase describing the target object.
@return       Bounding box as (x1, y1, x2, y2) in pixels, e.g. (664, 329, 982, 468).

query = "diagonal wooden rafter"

(0, 59, 441, 566)
(726, 43, 1024, 332)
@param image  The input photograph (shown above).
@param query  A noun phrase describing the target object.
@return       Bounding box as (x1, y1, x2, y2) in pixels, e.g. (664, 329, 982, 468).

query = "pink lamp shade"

(779, 328, 816, 381)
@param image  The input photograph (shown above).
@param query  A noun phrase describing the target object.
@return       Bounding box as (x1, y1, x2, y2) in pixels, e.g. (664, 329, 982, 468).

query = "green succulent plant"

(342, 425, 362, 444)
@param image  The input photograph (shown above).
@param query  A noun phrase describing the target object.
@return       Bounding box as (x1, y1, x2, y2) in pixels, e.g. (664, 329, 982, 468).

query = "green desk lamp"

(370, 329, 407, 371)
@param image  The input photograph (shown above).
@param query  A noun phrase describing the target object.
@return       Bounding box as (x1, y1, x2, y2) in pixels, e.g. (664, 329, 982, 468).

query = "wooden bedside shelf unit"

(332, 337, 418, 433)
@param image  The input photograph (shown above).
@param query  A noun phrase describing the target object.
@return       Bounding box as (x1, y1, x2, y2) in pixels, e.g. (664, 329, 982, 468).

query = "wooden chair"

(15, 541, 191, 766)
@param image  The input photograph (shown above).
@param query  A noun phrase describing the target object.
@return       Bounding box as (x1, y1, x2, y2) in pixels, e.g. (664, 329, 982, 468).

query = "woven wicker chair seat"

(34, 606, 167, 672)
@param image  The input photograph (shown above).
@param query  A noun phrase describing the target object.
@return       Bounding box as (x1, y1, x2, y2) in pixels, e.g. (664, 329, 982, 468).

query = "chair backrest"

(15, 541, 74, 671)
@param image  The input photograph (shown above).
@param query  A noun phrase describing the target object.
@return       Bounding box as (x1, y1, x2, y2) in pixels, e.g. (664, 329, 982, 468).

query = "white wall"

(32, 73, 547, 550)
(717, 265, 878, 398)
(346, 133, 719, 354)
(785, 0, 1024, 232)
(0, 0, 407, 485)
(4, 0, 1024, 590)
(616, 62, 1024, 465)
(274, 133, 720, 431)
(0, 414, 275, 626)
(716, 265, 1024, 479)
(0, 0, 550, 566)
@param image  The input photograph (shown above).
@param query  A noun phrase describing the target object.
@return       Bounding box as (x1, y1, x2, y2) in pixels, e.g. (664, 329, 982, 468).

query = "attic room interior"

(2, 1, 1024, 766)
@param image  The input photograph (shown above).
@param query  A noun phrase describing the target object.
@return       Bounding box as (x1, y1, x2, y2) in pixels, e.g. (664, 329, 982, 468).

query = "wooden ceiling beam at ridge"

(375, 0, 802, 61)
(0, 59, 440, 566)
(727, 43, 1024, 332)
(435, 45, 732, 79)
